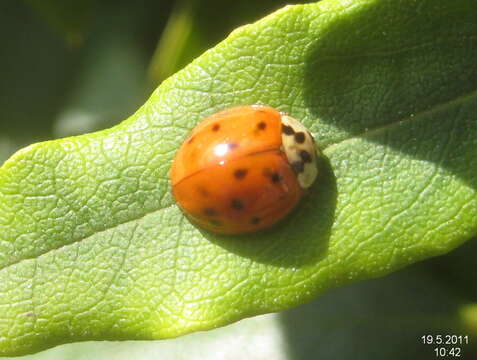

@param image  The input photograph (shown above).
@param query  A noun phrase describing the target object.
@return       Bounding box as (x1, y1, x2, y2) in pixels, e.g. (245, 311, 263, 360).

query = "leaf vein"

(323, 87, 477, 155)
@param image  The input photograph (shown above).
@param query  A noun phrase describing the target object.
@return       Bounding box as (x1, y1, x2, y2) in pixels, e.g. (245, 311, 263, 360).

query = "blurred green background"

(1, 0, 477, 359)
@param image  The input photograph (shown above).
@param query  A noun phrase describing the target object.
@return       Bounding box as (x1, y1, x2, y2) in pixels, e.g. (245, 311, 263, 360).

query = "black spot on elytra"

(197, 187, 209, 197)
(212, 123, 220, 131)
(270, 172, 282, 184)
(251, 217, 261, 225)
(257, 121, 267, 130)
(230, 198, 244, 210)
(291, 161, 305, 174)
(282, 125, 295, 135)
(234, 168, 248, 180)
(203, 208, 217, 217)
(228, 143, 238, 150)
(209, 219, 221, 226)
(263, 168, 282, 184)
(299, 150, 312, 163)
(294, 132, 305, 143)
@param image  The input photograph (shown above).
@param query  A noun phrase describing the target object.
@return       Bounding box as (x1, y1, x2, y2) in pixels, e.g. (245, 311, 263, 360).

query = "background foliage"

(1, 0, 476, 359)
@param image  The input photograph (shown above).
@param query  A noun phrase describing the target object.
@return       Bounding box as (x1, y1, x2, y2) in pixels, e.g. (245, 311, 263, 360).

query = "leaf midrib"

(2, 86, 476, 274)
(323, 87, 477, 155)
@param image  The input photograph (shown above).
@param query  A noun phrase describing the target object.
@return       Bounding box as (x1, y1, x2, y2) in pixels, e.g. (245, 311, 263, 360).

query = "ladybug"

(171, 105, 319, 234)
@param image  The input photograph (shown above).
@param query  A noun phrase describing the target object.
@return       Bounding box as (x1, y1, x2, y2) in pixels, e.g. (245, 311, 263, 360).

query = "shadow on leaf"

(199, 156, 336, 268)
(303, 0, 477, 190)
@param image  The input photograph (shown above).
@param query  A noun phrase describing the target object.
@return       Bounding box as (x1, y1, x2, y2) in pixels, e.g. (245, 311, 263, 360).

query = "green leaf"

(1, 0, 477, 355)
(4, 260, 475, 360)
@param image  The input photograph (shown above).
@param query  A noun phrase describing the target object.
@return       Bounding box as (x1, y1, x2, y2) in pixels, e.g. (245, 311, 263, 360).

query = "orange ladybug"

(171, 105, 319, 234)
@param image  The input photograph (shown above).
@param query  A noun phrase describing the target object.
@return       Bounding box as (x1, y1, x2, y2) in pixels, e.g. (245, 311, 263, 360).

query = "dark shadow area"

(280, 260, 477, 360)
(201, 155, 336, 268)
(0, 1, 75, 140)
(427, 235, 477, 302)
(303, 0, 477, 190)
(0, 0, 173, 160)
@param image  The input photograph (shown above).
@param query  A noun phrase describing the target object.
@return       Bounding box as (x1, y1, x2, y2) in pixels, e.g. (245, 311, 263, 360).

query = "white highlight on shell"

(280, 114, 319, 189)
(213, 143, 230, 157)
